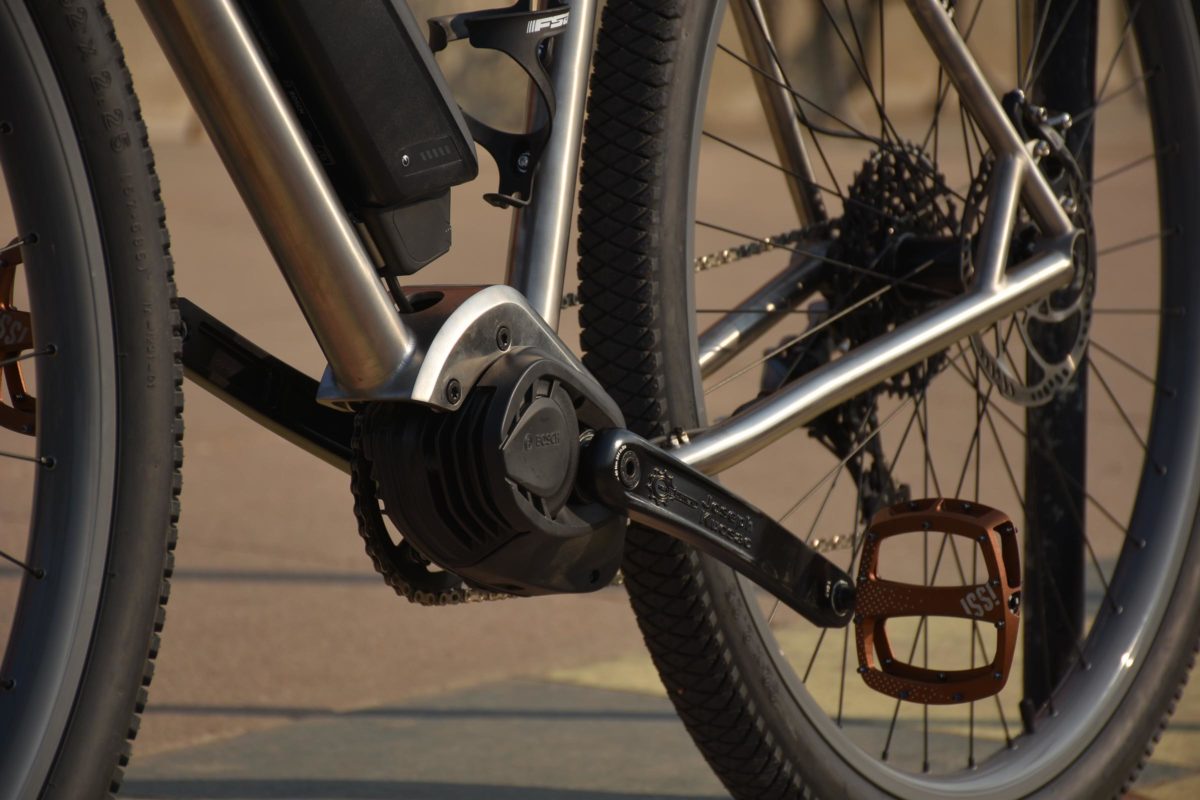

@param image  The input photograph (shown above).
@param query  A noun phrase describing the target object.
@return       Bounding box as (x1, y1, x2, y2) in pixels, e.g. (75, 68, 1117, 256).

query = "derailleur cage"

(854, 498, 1021, 704)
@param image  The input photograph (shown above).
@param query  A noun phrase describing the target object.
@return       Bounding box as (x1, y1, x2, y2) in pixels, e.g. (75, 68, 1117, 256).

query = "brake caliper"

(854, 498, 1021, 704)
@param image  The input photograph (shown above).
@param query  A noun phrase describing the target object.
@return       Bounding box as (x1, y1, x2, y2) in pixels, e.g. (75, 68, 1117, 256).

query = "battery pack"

(242, 0, 478, 274)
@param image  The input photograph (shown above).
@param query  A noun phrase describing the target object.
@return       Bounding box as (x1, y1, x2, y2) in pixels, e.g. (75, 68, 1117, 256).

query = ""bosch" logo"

(523, 431, 561, 450)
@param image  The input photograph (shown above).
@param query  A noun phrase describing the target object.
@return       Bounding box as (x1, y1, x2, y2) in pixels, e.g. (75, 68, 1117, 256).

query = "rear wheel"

(579, 1, 1200, 797)
(0, 1, 181, 797)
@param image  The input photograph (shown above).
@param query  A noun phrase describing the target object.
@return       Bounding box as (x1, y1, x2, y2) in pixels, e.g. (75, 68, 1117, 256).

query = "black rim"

(0, 0, 118, 795)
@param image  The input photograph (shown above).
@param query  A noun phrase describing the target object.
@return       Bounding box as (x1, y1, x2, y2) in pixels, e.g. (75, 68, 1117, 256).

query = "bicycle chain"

(560, 223, 830, 310)
(356, 222, 845, 601)
(350, 414, 513, 606)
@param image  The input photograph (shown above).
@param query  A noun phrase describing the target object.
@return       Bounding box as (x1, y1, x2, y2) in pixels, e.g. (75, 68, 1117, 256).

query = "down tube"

(136, 0, 416, 395)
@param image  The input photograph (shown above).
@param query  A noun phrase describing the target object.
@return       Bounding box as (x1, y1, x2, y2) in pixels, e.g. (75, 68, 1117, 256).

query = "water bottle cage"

(853, 498, 1022, 705)
(429, 1, 568, 208)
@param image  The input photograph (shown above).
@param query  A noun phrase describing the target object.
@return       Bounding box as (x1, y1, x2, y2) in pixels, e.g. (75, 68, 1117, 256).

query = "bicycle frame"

(139, 0, 1079, 475)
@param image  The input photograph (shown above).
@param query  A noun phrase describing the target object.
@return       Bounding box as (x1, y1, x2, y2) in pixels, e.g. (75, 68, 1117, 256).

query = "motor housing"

(359, 349, 625, 595)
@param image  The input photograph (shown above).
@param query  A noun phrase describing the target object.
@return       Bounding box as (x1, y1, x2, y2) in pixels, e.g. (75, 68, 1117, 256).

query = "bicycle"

(1, 0, 1198, 797)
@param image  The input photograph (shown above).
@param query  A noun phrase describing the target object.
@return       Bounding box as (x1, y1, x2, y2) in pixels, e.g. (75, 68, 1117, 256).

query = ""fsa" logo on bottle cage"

(527, 11, 570, 34)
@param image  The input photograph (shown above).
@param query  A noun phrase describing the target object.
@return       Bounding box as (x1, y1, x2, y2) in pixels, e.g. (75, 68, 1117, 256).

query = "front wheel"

(579, 1, 1200, 797)
(0, 1, 181, 797)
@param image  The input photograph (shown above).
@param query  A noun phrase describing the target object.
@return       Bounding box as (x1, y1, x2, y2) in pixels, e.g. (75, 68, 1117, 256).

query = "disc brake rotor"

(966, 121, 1096, 407)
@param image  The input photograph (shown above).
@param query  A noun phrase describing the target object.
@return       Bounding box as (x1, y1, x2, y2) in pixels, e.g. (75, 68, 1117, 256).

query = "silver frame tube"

(505, 0, 599, 328)
(904, 0, 1074, 238)
(137, 0, 1081, 473)
(678, 240, 1075, 474)
(697, 251, 825, 377)
(136, 0, 415, 395)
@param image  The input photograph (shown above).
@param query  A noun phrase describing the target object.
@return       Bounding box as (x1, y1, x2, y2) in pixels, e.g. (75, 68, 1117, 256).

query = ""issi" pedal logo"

(526, 11, 569, 34)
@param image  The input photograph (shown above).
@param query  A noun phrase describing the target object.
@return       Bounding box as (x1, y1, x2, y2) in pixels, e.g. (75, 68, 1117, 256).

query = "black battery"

(241, 0, 478, 274)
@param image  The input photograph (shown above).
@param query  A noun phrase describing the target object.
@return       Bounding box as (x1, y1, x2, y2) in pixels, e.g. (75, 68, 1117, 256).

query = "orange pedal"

(853, 498, 1020, 704)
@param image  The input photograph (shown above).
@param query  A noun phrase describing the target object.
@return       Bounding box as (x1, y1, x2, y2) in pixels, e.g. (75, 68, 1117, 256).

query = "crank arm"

(581, 429, 855, 628)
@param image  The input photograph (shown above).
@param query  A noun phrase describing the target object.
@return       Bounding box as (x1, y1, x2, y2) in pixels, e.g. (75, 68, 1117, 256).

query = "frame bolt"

(516, 152, 532, 173)
(445, 379, 462, 405)
(496, 326, 511, 351)
(401, 154, 411, 167)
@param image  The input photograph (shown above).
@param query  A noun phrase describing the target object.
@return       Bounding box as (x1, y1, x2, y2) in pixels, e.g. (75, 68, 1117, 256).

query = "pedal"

(854, 498, 1021, 704)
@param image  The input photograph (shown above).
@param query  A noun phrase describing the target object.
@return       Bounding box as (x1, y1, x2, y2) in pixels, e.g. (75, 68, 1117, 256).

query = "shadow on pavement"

(148, 704, 678, 723)
(120, 779, 726, 800)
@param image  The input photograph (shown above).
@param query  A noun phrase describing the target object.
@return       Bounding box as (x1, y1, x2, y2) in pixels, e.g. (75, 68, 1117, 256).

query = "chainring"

(350, 413, 511, 606)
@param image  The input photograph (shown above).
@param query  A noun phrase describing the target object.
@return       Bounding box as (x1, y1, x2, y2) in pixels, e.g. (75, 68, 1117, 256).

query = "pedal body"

(854, 498, 1022, 704)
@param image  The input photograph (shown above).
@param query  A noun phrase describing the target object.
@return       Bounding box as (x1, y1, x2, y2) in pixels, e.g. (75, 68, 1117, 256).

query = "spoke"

(948, 356, 1140, 547)
(1096, 227, 1176, 258)
(779, 396, 915, 524)
(738, 4, 855, 201)
(801, 450, 851, 544)
(700, 130, 902, 225)
(915, 388, 943, 497)
(0, 449, 51, 466)
(923, 486, 931, 772)
(818, 0, 882, 114)
(1069, 1, 1146, 162)
(882, 530, 957, 761)
(1020, 0, 1056, 91)
(696, 308, 826, 316)
(0, 237, 28, 258)
(968, 526, 978, 769)
(921, 0, 987, 152)
(1091, 307, 1181, 316)
(0, 549, 43, 579)
(700, 131, 832, 201)
(980, 404, 1092, 680)
(716, 43, 876, 142)
(1025, 0, 1084, 91)
(837, 469, 865, 728)
(0, 347, 52, 369)
(803, 628, 830, 684)
(1089, 339, 1173, 396)
(1087, 355, 1149, 457)
(1072, 70, 1158, 128)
